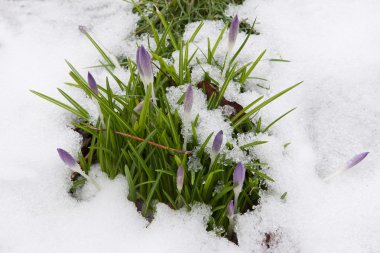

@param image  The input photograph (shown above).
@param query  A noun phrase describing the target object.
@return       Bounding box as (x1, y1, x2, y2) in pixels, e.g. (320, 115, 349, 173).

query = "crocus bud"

(233, 162, 245, 187)
(136, 46, 154, 89)
(177, 165, 184, 192)
(233, 162, 245, 210)
(57, 148, 101, 190)
(57, 148, 76, 167)
(182, 85, 193, 150)
(324, 152, 370, 181)
(346, 152, 369, 169)
(87, 72, 98, 95)
(133, 100, 144, 114)
(227, 200, 234, 219)
(228, 15, 239, 53)
(212, 130, 223, 155)
(87, 72, 104, 126)
(183, 85, 193, 117)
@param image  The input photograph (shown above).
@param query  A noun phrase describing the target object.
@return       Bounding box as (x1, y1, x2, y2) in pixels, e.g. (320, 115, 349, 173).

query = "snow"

(228, 0, 380, 252)
(1, 0, 380, 252)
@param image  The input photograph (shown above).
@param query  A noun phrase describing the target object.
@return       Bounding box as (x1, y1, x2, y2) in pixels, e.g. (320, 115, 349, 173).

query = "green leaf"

(30, 90, 88, 120)
(143, 172, 162, 216)
(233, 82, 302, 128)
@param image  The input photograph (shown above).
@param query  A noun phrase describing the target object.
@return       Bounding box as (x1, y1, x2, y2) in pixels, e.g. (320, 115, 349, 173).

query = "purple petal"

(228, 15, 239, 49)
(57, 148, 76, 167)
(177, 165, 184, 192)
(184, 85, 193, 115)
(227, 200, 234, 218)
(133, 100, 144, 113)
(212, 130, 223, 154)
(233, 162, 245, 186)
(87, 72, 98, 95)
(346, 152, 369, 169)
(136, 46, 153, 85)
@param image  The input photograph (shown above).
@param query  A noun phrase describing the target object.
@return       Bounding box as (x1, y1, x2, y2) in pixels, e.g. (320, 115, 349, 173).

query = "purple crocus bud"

(177, 165, 184, 192)
(136, 45, 154, 88)
(212, 130, 223, 155)
(228, 15, 239, 53)
(346, 152, 369, 169)
(57, 148, 101, 190)
(233, 162, 245, 209)
(184, 85, 193, 116)
(227, 200, 234, 219)
(133, 100, 144, 114)
(57, 148, 76, 167)
(324, 152, 370, 181)
(87, 72, 98, 95)
(233, 162, 245, 186)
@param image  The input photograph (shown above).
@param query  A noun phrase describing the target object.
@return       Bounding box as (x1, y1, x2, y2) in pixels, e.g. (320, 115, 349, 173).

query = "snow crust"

(1, 0, 380, 252)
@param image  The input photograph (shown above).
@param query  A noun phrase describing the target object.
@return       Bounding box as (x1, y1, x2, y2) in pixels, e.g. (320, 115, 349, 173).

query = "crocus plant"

(211, 130, 223, 163)
(57, 148, 101, 190)
(228, 15, 239, 53)
(183, 85, 193, 149)
(233, 162, 245, 211)
(324, 152, 370, 181)
(33, 15, 303, 242)
(136, 45, 156, 102)
(177, 165, 184, 192)
(88, 72, 104, 126)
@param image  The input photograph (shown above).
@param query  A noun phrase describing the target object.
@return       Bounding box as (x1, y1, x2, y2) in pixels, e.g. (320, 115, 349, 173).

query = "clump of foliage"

(131, 0, 255, 48)
(31, 14, 300, 243)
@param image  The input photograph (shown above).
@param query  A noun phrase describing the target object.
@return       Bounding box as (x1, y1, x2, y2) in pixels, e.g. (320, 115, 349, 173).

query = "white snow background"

(1, 0, 380, 252)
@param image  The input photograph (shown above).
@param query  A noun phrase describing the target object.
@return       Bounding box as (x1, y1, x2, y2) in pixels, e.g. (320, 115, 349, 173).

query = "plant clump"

(31, 12, 300, 243)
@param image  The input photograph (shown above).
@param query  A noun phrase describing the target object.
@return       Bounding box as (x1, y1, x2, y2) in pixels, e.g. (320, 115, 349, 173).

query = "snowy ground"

(1, 0, 380, 252)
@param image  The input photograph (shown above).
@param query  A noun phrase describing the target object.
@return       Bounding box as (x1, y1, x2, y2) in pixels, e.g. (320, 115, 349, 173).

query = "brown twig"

(86, 125, 192, 155)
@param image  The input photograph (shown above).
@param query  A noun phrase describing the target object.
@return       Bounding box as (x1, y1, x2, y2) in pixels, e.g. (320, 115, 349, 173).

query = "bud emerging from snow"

(324, 151, 370, 181)
(182, 85, 193, 150)
(57, 148, 101, 190)
(233, 162, 245, 187)
(183, 85, 193, 117)
(228, 15, 239, 53)
(233, 162, 245, 210)
(177, 165, 184, 192)
(346, 152, 369, 169)
(136, 45, 154, 89)
(227, 200, 234, 219)
(87, 72, 98, 95)
(212, 130, 223, 155)
(57, 148, 76, 167)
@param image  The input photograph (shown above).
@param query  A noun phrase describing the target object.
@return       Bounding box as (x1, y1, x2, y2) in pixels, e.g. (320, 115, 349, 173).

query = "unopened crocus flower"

(57, 148, 76, 167)
(227, 200, 234, 220)
(346, 152, 369, 169)
(211, 130, 223, 160)
(133, 100, 144, 114)
(183, 85, 193, 118)
(87, 72, 104, 126)
(136, 46, 154, 86)
(57, 148, 101, 190)
(177, 165, 184, 192)
(233, 162, 245, 211)
(87, 72, 98, 95)
(182, 85, 193, 149)
(324, 151, 370, 181)
(228, 15, 239, 53)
